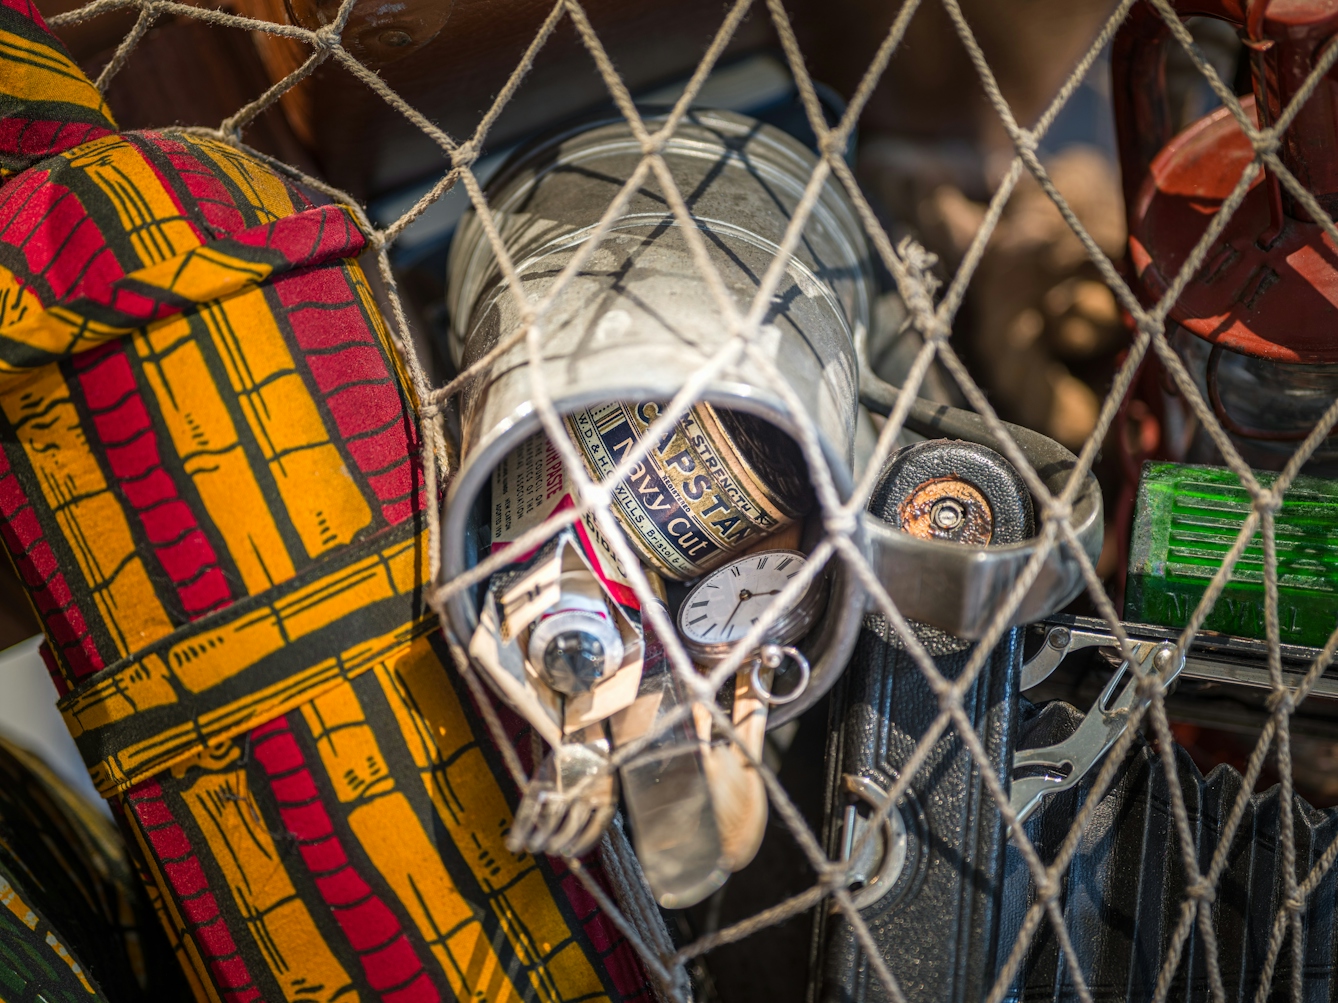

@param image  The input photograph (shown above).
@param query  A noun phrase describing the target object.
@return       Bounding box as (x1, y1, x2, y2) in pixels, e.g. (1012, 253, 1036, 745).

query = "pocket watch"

(675, 549, 827, 666)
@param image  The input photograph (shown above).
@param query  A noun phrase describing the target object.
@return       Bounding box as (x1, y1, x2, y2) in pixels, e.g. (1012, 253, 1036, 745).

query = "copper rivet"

(898, 476, 994, 546)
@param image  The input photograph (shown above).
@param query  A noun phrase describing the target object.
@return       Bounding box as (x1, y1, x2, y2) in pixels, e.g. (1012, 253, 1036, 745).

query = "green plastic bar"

(1126, 461, 1338, 648)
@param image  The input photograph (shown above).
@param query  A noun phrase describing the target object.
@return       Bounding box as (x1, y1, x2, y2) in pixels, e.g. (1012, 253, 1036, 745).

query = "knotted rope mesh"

(45, 0, 1338, 1000)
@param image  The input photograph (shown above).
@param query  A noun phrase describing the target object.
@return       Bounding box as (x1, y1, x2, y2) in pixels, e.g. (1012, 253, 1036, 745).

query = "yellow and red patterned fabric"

(0, 0, 114, 178)
(0, 4, 650, 1001)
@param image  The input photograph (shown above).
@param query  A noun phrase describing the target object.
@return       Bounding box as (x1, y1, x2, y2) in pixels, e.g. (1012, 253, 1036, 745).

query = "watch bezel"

(675, 549, 827, 665)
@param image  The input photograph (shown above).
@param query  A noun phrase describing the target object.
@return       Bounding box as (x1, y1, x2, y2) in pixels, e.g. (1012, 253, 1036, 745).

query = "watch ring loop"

(750, 644, 811, 705)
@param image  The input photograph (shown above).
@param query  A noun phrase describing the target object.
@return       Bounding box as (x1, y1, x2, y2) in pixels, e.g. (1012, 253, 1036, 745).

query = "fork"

(507, 736, 618, 857)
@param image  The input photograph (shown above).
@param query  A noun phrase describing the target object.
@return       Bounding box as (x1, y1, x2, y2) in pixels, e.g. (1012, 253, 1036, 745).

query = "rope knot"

(1286, 894, 1307, 913)
(924, 320, 952, 344)
(1251, 128, 1282, 159)
(824, 509, 859, 539)
(1256, 488, 1283, 514)
(451, 142, 479, 169)
(1043, 499, 1073, 525)
(582, 483, 612, 511)
(1266, 688, 1295, 715)
(1135, 671, 1164, 701)
(816, 858, 842, 880)
(818, 133, 846, 159)
(312, 24, 343, 50)
(1186, 877, 1216, 905)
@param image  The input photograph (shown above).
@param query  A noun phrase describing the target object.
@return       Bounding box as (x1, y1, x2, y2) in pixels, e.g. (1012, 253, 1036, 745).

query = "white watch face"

(678, 551, 807, 646)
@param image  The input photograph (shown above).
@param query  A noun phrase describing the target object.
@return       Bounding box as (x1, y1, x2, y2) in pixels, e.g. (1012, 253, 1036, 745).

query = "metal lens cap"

(871, 439, 1035, 545)
(543, 630, 606, 694)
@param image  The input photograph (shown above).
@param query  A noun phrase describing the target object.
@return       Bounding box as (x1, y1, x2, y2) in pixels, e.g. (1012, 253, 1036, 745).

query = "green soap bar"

(1126, 461, 1338, 647)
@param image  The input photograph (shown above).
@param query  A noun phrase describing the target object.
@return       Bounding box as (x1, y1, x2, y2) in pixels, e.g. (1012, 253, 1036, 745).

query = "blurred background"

(8, 1, 1329, 998)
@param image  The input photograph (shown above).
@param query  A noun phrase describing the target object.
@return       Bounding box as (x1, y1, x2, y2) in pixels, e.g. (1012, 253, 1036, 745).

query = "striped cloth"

(0, 4, 651, 1001)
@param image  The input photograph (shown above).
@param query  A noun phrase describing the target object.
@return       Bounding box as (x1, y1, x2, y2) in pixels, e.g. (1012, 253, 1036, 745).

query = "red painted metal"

(1113, 0, 1338, 363)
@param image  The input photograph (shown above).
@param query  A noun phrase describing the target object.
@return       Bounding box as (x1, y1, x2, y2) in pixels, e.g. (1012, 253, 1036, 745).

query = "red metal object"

(1113, 0, 1338, 364)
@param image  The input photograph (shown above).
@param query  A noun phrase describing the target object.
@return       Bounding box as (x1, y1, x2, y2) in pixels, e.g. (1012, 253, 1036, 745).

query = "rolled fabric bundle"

(0, 5, 651, 1001)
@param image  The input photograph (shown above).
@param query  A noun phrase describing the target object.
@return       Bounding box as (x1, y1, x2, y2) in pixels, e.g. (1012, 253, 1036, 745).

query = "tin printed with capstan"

(566, 401, 811, 580)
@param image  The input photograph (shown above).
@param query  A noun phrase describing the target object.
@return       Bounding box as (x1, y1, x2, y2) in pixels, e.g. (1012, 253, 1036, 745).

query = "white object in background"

(0, 635, 107, 813)
(368, 52, 799, 258)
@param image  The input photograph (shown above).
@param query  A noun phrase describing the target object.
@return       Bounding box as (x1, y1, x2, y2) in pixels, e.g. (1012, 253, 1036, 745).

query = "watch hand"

(730, 590, 785, 638)
(720, 589, 751, 633)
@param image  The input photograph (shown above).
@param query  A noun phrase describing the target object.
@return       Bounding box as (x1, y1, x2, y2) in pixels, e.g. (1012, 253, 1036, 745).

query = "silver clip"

(1010, 637, 1184, 829)
(1020, 623, 1121, 691)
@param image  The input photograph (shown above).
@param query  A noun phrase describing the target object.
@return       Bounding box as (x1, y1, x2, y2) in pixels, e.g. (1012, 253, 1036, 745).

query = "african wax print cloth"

(0, 3, 651, 1000)
(0, 734, 189, 1003)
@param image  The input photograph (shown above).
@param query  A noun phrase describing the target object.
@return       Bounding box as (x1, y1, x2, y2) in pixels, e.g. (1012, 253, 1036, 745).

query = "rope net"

(44, 0, 1338, 1000)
